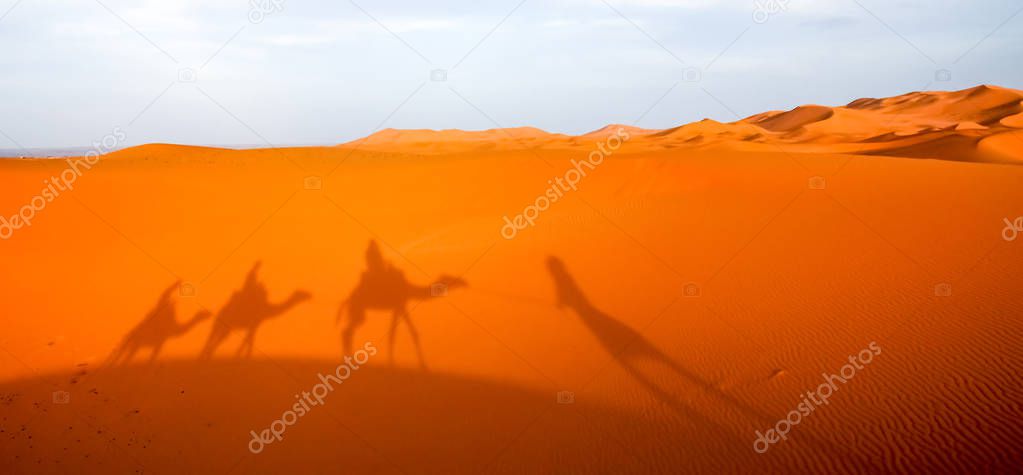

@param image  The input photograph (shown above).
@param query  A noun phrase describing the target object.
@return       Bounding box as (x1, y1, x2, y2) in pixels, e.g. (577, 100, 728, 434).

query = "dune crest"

(324, 85, 1022, 163)
(579, 124, 656, 138)
(89, 85, 1022, 163)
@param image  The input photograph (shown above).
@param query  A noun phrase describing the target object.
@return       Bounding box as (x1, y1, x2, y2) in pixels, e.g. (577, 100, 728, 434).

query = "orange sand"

(345, 85, 1023, 163)
(1, 86, 1022, 473)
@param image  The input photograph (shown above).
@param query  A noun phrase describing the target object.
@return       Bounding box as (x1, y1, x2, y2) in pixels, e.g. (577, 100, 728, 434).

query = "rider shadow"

(199, 262, 312, 359)
(337, 240, 467, 369)
(107, 281, 211, 365)
(546, 256, 772, 424)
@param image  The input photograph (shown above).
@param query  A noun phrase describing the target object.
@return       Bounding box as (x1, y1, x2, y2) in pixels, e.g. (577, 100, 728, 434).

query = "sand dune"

(978, 130, 1023, 163)
(1, 86, 1022, 473)
(342, 127, 566, 154)
(748, 105, 836, 133)
(330, 85, 1023, 163)
(579, 124, 657, 139)
(1002, 112, 1023, 128)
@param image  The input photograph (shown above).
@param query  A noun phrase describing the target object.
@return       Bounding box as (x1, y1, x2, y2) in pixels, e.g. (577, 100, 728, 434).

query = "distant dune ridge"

(320, 85, 1023, 163)
(88, 85, 1023, 163)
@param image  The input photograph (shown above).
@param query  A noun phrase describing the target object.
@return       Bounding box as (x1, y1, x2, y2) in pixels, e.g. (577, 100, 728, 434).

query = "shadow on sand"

(337, 240, 467, 369)
(546, 256, 882, 473)
(108, 262, 311, 365)
(59, 255, 886, 473)
(0, 360, 720, 474)
(546, 256, 771, 422)
(106, 281, 211, 365)
(199, 262, 311, 359)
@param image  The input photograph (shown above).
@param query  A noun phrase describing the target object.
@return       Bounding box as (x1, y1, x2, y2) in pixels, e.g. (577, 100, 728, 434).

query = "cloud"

(258, 18, 461, 46)
(592, 0, 852, 17)
(541, 18, 632, 29)
(800, 16, 858, 28)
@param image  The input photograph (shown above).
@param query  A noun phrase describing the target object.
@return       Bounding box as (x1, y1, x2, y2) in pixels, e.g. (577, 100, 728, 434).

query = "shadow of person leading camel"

(546, 256, 885, 470)
(545, 256, 773, 424)
(337, 240, 467, 369)
(106, 281, 212, 365)
(199, 261, 312, 359)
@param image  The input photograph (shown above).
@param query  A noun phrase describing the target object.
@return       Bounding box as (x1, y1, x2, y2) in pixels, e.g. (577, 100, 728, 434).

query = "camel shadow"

(546, 256, 774, 424)
(337, 240, 467, 369)
(107, 281, 212, 366)
(199, 261, 312, 359)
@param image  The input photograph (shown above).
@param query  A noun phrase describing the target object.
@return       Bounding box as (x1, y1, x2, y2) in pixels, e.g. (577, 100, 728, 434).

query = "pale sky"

(0, 0, 1020, 148)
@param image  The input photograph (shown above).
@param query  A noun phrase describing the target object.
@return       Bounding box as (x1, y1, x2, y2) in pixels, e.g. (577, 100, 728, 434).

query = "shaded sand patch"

(0, 361, 747, 474)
